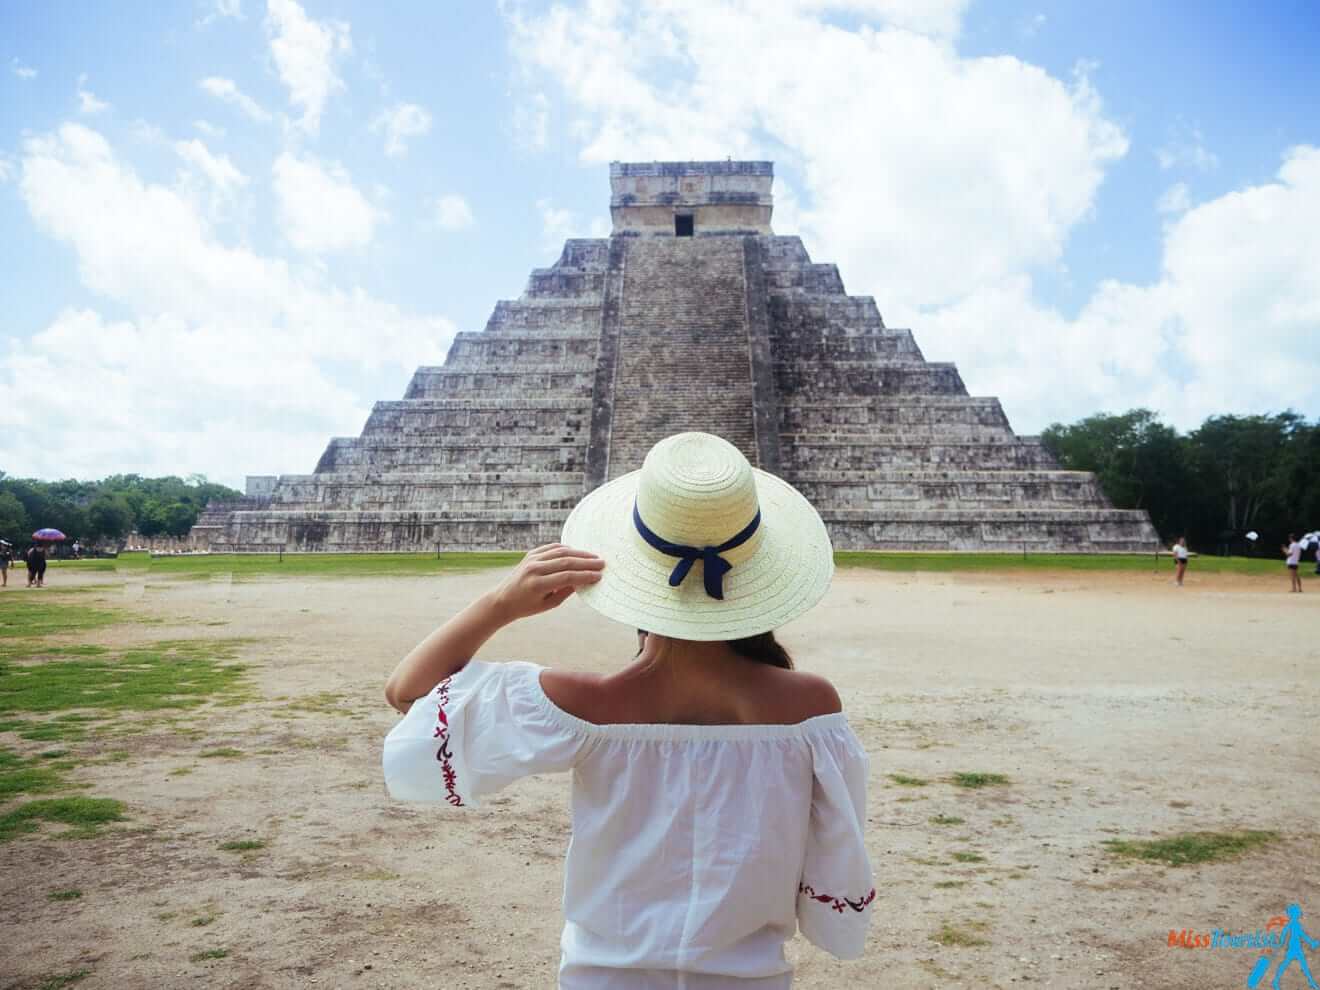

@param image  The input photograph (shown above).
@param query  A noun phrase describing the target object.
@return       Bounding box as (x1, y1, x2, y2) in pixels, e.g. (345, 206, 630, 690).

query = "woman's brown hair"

(727, 632, 794, 670)
(636, 630, 795, 670)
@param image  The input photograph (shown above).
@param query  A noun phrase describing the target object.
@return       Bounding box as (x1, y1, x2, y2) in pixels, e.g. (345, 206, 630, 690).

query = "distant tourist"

(1283, 534, 1303, 593)
(27, 544, 47, 588)
(0, 543, 10, 587)
(1172, 536, 1189, 586)
(383, 432, 872, 988)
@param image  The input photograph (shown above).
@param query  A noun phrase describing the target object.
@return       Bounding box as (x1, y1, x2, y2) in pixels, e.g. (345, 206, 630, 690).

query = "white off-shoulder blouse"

(383, 661, 874, 989)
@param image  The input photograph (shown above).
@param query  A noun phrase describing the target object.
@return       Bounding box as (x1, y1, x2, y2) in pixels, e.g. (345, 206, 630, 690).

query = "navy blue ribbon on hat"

(633, 502, 761, 600)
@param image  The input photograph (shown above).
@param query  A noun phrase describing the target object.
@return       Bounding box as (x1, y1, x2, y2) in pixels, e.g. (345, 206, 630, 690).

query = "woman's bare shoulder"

(773, 668, 843, 719)
(538, 668, 611, 720)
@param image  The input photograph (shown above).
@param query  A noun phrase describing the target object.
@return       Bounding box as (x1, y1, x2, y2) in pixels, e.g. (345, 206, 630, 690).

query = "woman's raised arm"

(383, 544, 603, 712)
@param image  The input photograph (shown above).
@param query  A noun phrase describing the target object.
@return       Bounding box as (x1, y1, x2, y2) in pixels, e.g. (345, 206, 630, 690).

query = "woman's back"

(384, 658, 873, 989)
(540, 644, 842, 728)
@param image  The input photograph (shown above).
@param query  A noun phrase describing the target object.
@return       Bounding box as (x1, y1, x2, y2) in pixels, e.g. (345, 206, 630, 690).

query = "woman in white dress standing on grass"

(383, 432, 874, 989)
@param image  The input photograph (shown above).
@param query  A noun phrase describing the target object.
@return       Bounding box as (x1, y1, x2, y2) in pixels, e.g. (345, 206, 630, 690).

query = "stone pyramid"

(196, 161, 1158, 553)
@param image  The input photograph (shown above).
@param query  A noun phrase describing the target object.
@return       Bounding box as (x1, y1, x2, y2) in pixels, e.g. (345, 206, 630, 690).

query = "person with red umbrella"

(28, 529, 64, 588)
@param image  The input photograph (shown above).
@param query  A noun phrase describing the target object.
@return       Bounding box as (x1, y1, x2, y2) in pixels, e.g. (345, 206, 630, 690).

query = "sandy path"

(1, 564, 1317, 989)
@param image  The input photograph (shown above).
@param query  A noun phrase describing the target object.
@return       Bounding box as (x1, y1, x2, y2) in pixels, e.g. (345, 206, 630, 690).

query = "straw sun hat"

(561, 432, 834, 641)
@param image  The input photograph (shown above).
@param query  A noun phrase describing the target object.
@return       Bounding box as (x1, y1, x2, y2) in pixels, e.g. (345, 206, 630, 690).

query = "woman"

(1283, 534, 1303, 593)
(1172, 536, 1189, 587)
(383, 432, 873, 988)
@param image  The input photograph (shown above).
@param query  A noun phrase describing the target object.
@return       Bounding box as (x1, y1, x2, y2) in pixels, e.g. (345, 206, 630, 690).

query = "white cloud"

(512, 90, 550, 150)
(1156, 123, 1218, 172)
(265, 0, 352, 135)
(198, 0, 243, 25)
(0, 154, 14, 183)
(909, 146, 1320, 428)
(193, 119, 227, 138)
(432, 193, 475, 231)
(76, 74, 110, 114)
(508, 2, 1126, 310)
(371, 102, 432, 157)
(200, 76, 272, 123)
(174, 138, 248, 221)
(11, 58, 37, 80)
(6, 123, 452, 483)
(272, 151, 381, 253)
(1156, 181, 1190, 215)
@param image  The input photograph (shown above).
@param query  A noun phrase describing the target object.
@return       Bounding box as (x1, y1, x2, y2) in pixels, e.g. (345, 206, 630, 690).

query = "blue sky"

(2, 0, 1318, 488)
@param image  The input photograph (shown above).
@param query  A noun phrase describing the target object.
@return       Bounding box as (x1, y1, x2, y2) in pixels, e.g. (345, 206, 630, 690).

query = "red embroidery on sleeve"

(799, 883, 876, 914)
(431, 677, 463, 807)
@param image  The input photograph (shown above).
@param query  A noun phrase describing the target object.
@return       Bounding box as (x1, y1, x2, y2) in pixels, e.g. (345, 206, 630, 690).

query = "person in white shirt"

(383, 432, 873, 988)
(1171, 536, 1190, 586)
(1283, 534, 1304, 593)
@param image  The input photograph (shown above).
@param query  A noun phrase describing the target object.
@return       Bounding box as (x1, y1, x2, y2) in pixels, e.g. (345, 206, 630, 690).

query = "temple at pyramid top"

(191, 159, 1160, 554)
(610, 161, 775, 236)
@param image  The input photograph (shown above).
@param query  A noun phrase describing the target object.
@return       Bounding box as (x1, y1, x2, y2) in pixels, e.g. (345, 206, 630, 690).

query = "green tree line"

(1041, 409, 1320, 554)
(0, 473, 241, 548)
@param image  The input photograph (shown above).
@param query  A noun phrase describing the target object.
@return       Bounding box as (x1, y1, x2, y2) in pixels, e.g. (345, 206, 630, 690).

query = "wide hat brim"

(561, 467, 834, 642)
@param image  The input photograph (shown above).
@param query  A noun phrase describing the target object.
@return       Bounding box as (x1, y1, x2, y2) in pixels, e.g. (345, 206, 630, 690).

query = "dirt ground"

(2, 563, 1318, 989)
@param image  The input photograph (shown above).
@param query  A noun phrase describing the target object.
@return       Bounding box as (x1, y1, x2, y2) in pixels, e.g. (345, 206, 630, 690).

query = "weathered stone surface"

(196, 161, 1159, 553)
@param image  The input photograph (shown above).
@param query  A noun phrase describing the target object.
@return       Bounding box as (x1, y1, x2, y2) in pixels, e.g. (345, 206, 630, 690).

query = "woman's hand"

(490, 544, 605, 621)
(384, 545, 605, 712)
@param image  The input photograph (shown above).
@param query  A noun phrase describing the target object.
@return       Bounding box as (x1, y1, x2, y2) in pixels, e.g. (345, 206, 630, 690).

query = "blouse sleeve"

(796, 723, 875, 960)
(382, 660, 583, 809)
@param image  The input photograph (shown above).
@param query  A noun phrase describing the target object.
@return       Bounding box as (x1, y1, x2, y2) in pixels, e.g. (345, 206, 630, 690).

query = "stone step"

(369, 398, 591, 412)
(781, 440, 1057, 471)
(775, 361, 966, 397)
(314, 437, 587, 472)
(483, 302, 603, 334)
(523, 270, 607, 299)
(767, 334, 922, 360)
(793, 474, 1107, 509)
(444, 332, 600, 369)
(210, 514, 564, 552)
(404, 366, 595, 399)
(764, 264, 845, 294)
(768, 294, 885, 329)
(781, 398, 1010, 431)
(362, 404, 590, 438)
(825, 508, 1161, 552)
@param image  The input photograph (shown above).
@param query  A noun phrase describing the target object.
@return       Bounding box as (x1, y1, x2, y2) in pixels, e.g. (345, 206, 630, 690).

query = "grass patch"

(191, 914, 218, 927)
(199, 747, 244, 759)
(952, 772, 1010, 789)
(930, 814, 965, 826)
(189, 948, 229, 963)
(47, 888, 83, 901)
(0, 640, 252, 716)
(34, 970, 92, 990)
(952, 851, 985, 863)
(168, 766, 194, 777)
(0, 747, 70, 798)
(835, 551, 1286, 576)
(112, 551, 524, 580)
(0, 797, 126, 842)
(889, 773, 929, 787)
(933, 880, 966, 889)
(0, 597, 123, 640)
(931, 921, 991, 948)
(1102, 829, 1279, 866)
(218, 839, 265, 852)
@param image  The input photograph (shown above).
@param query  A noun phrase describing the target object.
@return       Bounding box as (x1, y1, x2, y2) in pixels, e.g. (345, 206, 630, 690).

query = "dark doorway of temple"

(675, 214, 694, 237)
